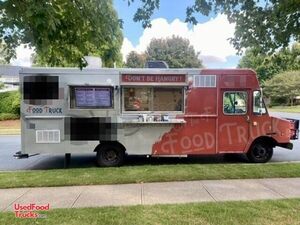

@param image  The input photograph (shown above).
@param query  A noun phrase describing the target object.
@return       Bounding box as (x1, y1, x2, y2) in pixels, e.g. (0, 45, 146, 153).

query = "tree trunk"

(290, 97, 294, 106)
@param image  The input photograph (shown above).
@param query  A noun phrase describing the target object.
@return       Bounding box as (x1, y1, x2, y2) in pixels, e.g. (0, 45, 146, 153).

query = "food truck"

(12, 67, 299, 166)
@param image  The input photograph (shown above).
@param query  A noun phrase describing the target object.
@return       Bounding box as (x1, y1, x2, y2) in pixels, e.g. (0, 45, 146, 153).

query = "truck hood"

(271, 116, 299, 141)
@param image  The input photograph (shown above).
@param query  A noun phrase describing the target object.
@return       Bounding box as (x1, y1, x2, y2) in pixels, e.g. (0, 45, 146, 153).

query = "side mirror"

(260, 88, 263, 115)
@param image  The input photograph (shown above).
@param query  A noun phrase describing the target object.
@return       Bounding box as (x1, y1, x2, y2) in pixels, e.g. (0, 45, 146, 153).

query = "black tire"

(96, 144, 125, 167)
(247, 141, 273, 163)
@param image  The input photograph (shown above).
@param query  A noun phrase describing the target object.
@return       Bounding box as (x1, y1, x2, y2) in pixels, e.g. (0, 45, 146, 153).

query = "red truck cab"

(152, 69, 299, 163)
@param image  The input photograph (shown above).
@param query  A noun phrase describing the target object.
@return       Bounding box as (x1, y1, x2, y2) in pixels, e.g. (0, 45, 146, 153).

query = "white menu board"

(75, 87, 112, 107)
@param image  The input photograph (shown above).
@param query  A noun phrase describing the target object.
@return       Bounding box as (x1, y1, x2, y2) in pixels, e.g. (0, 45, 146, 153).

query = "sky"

(11, 0, 241, 68)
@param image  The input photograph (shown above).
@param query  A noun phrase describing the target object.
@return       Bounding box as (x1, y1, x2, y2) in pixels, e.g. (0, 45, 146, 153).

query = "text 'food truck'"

(15, 67, 299, 166)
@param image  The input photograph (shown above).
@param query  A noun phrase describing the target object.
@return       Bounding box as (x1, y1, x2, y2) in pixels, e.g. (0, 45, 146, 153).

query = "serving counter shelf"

(121, 119, 186, 124)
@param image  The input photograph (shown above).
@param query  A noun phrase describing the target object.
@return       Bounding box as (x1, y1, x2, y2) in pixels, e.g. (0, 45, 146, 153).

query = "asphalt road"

(0, 112, 299, 171)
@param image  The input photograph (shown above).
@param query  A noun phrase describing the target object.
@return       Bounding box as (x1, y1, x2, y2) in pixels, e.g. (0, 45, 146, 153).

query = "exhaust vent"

(36, 130, 60, 143)
(194, 75, 216, 87)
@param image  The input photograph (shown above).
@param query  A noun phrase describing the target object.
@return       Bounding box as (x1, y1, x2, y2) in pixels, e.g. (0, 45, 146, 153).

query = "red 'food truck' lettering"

(219, 123, 237, 145)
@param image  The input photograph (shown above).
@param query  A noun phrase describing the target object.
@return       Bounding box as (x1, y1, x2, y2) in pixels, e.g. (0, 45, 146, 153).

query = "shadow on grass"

(27, 153, 248, 170)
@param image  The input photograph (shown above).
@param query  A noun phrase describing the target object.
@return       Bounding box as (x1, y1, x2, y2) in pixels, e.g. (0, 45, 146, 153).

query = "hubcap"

(104, 150, 118, 161)
(254, 145, 268, 159)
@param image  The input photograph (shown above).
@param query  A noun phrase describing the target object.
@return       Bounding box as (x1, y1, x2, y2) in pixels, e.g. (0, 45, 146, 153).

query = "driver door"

(218, 90, 250, 153)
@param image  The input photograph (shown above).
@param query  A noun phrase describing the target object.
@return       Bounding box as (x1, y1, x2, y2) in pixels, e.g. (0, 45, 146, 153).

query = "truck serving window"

(23, 76, 59, 100)
(123, 87, 183, 112)
(70, 86, 113, 109)
(223, 91, 247, 115)
(153, 88, 183, 111)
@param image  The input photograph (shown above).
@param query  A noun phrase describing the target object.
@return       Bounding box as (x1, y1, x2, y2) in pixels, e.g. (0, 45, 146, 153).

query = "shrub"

(0, 91, 20, 115)
(0, 82, 4, 89)
(0, 113, 19, 121)
(264, 71, 300, 106)
(269, 97, 288, 107)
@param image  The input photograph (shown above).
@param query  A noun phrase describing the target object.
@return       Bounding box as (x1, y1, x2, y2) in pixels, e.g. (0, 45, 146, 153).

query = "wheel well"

(249, 136, 277, 150)
(94, 141, 126, 153)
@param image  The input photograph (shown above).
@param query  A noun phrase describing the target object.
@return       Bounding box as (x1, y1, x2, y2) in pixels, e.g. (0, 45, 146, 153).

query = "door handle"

(246, 115, 250, 122)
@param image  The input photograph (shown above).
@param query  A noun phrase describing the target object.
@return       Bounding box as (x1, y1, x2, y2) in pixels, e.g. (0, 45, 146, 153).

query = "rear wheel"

(247, 141, 273, 163)
(96, 144, 125, 167)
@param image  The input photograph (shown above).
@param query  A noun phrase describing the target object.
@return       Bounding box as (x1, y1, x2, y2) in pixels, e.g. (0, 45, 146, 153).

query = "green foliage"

(129, 0, 300, 53)
(125, 51, 147, 68)
(0, 42, 9, 65)
(125, 36, 202, 68)
(0, 82, 4, 89)
(0, 0, 123, 68)
(130, 0, 159, 28)
(264, 71, 300, 106)
(0, 91, 20, 115)
(0, 113, 19, 120)
(238, 43, 300, 81)
(146, 36, 203, 68)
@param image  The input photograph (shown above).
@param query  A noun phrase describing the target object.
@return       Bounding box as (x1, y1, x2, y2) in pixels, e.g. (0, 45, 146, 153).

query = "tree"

(128, 0, 300, 54)
(0, 43, 8, 90)
(145, 36, 203, 68)
(125, 51, 147, 68)
(0, 42, 9, 65)
(238, 43, 300, 81)
(264, 71, 300, 106)
(0, 0, 123, 68)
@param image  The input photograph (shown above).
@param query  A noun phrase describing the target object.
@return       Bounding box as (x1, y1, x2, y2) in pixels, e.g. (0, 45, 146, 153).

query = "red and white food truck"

(12, 67, 299, 166)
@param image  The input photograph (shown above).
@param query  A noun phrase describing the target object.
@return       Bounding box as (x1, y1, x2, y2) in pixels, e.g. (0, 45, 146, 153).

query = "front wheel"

(96, 144, 125, 167)
(247, 141, 273, 163)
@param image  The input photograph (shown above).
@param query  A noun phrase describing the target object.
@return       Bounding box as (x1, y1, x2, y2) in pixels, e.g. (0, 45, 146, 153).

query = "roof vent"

(145, 60, 169, 68)
(84, 56, 102, 68)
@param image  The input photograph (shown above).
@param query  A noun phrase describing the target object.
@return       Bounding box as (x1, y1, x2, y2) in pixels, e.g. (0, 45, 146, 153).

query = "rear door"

(218, 89, 250, 153)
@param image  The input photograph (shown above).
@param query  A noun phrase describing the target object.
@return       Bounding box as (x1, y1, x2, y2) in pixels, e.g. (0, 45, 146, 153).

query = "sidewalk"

(1, 178, 300, 211)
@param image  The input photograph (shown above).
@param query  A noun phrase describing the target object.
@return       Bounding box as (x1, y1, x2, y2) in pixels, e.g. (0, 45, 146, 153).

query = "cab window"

(253, 90, 267, 114)
(223, 91, 247, 115)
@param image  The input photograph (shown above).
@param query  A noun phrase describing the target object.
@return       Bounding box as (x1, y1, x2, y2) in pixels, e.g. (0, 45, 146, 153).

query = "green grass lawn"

(1, 163, 300, 189)
(269, 105, 300, 113)
(1, 199, 300, 225)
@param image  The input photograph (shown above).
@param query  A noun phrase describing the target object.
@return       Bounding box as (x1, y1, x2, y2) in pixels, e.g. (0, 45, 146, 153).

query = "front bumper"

(277, 142, 293, 150)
